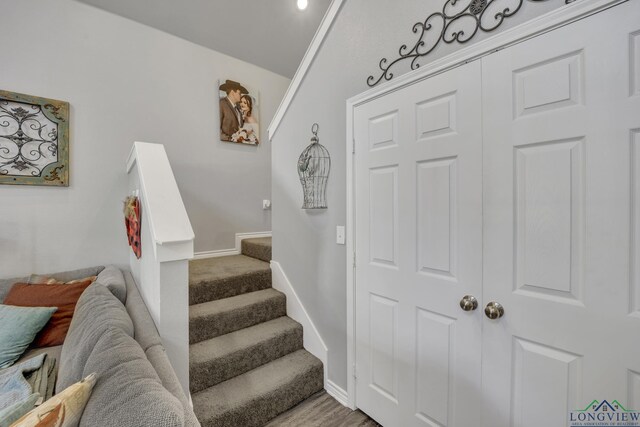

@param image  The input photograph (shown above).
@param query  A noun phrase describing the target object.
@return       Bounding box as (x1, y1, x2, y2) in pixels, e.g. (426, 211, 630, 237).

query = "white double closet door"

(353, 2, 640, 426)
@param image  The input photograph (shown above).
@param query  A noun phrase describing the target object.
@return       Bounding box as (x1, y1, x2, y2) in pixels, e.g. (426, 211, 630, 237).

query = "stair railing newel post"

(298, 123, 331, 209)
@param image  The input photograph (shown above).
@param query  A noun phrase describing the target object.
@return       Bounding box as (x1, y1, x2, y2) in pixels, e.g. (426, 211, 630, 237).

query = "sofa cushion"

(145, 346, 185, 406)
(125, 272, 162, 351)
(36, 266, 105, 284)
(4, 281, 92, 347)
(80, 327, 185, 427)
(0, 305, 56, 368)
(0, 266, 105, 303)
(28, 274, 97, 285)
(0, 277, 27, 302)
(95, 265, 127, 305)
(16, 345, 63, 367)
(57, 283, 133, 392)
(145, 345, 201, 427)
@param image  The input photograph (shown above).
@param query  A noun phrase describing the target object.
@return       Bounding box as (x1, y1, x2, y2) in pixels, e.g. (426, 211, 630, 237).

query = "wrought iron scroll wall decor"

(0, 90, 69, 186)
(367, 0, 571, 87)
(298, 123, 331, 209)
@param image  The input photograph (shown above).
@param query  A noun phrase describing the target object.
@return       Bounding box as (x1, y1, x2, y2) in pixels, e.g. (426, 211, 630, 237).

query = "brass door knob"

(484, 302, 504, 319)
(459, 295, 478, 311)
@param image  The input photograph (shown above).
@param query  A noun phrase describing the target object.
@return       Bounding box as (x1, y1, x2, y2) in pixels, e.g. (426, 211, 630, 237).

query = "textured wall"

(271, 0, 566, 390)
(0, 0, 290, 277)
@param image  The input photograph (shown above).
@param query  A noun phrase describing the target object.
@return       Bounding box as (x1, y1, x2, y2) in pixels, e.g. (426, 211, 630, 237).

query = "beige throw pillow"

(12, 373, 97, 427)
(27, 275, 97, 286)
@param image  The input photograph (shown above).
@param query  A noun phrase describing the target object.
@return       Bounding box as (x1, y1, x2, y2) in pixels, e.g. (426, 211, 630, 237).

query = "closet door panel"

(354, 60, 483, 427)
(481, 2, 640, 426)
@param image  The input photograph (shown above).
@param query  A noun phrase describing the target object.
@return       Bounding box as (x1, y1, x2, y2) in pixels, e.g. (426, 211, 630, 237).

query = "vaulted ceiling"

(77, 0, 332, 78)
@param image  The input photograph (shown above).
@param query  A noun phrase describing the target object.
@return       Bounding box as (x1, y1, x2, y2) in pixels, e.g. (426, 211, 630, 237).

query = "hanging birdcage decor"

(297, 123, 331, 209)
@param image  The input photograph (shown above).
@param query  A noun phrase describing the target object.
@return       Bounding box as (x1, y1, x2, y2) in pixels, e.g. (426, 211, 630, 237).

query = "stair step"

(192, 349, 324, 427)
(189, 316, 303, 393)
(189, 255, 271, 305)
(241, 237, 272, 262)
(189, 288, 286, 344)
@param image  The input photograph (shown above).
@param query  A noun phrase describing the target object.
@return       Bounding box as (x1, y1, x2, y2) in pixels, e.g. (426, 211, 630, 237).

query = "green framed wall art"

(0, 90, 69, 186)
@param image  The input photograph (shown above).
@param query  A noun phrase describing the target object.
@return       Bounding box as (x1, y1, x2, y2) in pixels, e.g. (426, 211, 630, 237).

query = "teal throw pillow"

(0, 304, 57, 368)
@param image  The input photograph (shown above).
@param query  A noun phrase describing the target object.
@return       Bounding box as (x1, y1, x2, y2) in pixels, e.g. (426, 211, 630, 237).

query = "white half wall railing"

(126, 141, 194, 397)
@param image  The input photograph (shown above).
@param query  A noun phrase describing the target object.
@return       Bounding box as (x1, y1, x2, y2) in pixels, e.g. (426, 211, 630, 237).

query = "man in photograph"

(219, 80, 248, 141)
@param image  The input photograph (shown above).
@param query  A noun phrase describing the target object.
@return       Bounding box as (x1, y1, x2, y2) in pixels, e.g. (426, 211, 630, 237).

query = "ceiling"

(77, 0, 332, 78)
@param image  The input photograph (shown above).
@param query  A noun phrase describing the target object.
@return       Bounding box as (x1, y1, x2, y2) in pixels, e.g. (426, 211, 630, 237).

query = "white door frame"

(345, 0, 626, 411)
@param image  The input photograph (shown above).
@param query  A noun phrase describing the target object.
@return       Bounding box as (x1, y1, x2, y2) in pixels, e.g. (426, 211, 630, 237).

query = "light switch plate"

(336, 225, 345, 245)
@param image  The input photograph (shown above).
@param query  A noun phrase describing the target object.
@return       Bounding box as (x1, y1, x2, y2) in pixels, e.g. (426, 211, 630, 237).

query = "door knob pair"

(459, 295, 504, 319)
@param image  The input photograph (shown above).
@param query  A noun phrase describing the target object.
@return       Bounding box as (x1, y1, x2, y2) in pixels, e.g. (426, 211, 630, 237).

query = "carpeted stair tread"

(192, 349, 324, 427)
(241, 237, 272, 262)
(189, 288, 286, 344)
(189, 316, 303, 393)
(189, 255, 271, 305)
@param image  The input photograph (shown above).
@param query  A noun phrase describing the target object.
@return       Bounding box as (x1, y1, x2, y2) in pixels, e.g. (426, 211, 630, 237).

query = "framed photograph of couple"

(218, 79, 260, 145)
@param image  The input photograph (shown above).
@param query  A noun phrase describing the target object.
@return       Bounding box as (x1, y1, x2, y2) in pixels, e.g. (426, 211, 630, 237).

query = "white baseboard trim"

(193, 248, 238, 259)
(234, 231, 272, 253)
(326, 380, 350, 408)
(194, 231, 271, 260)
(270, 260, 329, 385)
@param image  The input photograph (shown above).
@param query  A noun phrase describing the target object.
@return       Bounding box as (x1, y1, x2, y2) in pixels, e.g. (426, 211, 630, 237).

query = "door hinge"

(353, 252, 356, 268)
(353, 363, 358, 381)
(352, 138, 356, 154)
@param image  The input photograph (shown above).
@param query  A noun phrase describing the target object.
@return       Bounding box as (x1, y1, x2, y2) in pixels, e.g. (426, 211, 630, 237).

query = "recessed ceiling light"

(297, 0, 308, 10)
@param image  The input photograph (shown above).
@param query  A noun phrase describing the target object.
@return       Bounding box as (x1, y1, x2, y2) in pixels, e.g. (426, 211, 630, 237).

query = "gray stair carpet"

(188, 237, 323, 426)
(241, 237, 272, 262)
(190, 316, 303, 393)
(190, 288, 286, 344)
(192, 349, 323, 427)
(189, 255, 271, 305)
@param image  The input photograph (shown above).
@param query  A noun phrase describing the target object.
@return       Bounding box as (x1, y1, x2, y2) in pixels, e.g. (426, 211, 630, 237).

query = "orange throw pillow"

(3, 280, 92, 347)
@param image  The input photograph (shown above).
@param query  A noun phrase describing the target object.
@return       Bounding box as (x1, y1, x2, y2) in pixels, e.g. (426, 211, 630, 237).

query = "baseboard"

(193, 248, 239, 259)
(194, 231, 271, 260)
(326, 380, 350, 408)
(234, 231, 272, 253)
(270, 260, 329, 385)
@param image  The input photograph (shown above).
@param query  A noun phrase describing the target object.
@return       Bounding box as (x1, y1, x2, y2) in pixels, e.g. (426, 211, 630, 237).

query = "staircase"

(189, 237, 324, 427)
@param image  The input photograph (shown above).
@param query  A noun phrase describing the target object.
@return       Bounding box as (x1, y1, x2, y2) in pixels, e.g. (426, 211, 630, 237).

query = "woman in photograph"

(239, 94, 259, 144)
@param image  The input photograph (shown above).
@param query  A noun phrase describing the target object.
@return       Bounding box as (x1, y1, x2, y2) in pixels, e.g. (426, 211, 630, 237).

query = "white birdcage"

(297, 123, 331, 209)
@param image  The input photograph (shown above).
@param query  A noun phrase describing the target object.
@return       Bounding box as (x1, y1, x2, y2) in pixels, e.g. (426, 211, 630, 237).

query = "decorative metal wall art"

(298, 123, 331, 209)
(0, 90, 69, 186)
(367, 0, 570, 87)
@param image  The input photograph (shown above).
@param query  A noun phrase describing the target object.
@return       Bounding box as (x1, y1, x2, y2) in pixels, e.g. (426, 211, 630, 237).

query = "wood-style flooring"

(266, 390, 381, 427)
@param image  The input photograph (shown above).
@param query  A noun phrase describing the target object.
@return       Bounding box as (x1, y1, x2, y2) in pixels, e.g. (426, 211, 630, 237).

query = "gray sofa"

(0, 265, 200, 427)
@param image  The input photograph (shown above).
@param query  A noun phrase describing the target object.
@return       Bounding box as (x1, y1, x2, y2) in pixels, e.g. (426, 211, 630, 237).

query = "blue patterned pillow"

(0, 304, 57, 368)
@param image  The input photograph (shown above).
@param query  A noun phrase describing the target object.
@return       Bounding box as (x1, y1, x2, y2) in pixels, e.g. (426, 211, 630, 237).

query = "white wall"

(0, 0, 290, 277)
(271, 0, 567, 391)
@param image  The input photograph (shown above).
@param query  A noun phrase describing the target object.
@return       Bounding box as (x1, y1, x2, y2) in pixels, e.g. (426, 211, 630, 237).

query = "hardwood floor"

(266, 391, 381, 427)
